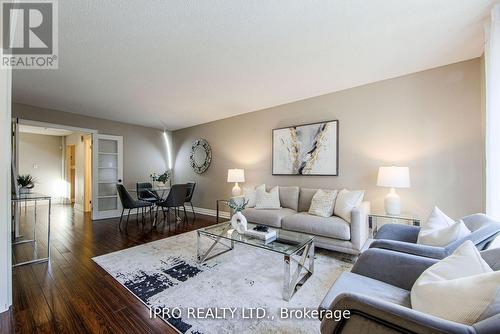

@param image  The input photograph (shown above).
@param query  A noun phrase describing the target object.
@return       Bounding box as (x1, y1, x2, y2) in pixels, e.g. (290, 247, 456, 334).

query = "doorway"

(13, 119, 123, 220)
(63, 132, 93, 212)
(84, 135, 92, 212)
(17, 124, 72, 204)
(66, 144, 76, 204)
(13, 119, 97, 214)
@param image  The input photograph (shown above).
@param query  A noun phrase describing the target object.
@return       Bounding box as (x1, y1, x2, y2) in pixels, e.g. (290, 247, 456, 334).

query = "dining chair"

(136, 182, 160, 203)
(156, 184, 188, 230)
(116, 184, 153, 231)
(185, 182, 196, 221)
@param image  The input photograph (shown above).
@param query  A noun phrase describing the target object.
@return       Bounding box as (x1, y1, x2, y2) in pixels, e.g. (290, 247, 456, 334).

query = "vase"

(230, 211, 247, 233)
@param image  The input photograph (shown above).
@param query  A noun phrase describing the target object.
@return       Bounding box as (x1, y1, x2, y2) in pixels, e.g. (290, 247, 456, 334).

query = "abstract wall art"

(272, 120, 339, 176)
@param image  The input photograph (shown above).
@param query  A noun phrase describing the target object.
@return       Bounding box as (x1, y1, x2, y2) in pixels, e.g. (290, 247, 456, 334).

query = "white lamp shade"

(377, 166, 410, 188)
(227, 169, 245, 183)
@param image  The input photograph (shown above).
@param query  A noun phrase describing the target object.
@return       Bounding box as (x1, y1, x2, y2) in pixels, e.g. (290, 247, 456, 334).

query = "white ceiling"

(19, 124, 74, 136)
(12, 0, 498, 130)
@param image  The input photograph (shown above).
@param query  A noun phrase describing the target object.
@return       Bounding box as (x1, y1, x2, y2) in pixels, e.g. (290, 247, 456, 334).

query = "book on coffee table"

(243, 229, 277, 243)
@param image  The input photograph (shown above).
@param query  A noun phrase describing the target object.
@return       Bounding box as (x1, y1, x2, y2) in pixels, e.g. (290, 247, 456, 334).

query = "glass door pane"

(93, 135, 123, 219)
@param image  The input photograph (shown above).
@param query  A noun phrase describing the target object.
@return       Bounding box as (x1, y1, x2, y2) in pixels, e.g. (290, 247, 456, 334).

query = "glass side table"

(216, 199, 231, 223)
(369, 212, 421, 236)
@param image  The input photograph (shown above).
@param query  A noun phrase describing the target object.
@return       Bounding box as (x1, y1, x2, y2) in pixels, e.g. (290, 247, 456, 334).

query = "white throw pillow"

(417, 207, 471, 246)
(308, 189, 338, 218)
(411, 240, 500, 325)
(243, 184, 264, 208)
(255, 186, 281, 210)
(333, 189, 364, 223)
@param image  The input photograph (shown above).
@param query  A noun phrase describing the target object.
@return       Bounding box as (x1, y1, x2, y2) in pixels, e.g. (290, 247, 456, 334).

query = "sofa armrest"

(369, 239, 449, 259)
(350, 201, 370, 252)
(448, 223, 500, 252)
(462, 213, 497, 231)
(375, 223, 420, 243)
(474, 313, 500, 334)
(321, 293, 474, 334)
(352, 248, 437, 290)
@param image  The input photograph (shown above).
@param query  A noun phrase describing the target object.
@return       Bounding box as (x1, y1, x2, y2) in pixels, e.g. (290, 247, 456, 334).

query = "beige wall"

(173, 58, 484, 220)
(19, 133, 63, 202)
(13, 103, 170, 189)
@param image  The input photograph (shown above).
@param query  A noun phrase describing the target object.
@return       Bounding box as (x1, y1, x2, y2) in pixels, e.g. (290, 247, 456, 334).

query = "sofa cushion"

(255, 186, 280, 209)
(417, 206, 471, 247)
(282, 212, 351, 240)
(319, 272, 411, 312)
(279, 186, 299, 211)
(309, 189, 338, 217)
(411, 240, 500, 325)
(334, 189, 365, 223)
(298, 188, 318, 212)
(242, 208, 295, 228)
(243, 184, 264, 208)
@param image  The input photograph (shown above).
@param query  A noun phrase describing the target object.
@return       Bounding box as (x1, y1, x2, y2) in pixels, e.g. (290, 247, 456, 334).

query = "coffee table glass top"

(198, 222, 314, 256)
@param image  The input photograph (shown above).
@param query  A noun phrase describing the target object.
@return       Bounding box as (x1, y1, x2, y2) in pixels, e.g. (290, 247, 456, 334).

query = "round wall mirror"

(190, 139, 212, 174)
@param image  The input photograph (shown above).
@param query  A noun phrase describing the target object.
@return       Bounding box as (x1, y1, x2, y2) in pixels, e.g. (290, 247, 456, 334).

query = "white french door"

(92, 134, 123, 220)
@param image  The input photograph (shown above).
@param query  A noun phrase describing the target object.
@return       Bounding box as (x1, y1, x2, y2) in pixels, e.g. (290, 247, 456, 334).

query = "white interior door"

(92, 134, 123, 220)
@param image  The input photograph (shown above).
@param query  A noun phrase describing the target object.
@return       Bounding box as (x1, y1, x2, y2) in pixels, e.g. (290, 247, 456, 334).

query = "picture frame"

(272, 120, 339, 176)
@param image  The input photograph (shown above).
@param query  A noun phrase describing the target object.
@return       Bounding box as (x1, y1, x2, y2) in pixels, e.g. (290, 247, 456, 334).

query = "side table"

(216, 199, 231, 223)
(12, 192, 52, 267)
(369, 212, 421, 237)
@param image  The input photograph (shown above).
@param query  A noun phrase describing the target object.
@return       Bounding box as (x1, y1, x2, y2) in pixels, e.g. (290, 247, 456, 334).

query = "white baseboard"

(192, 206, 230, 220)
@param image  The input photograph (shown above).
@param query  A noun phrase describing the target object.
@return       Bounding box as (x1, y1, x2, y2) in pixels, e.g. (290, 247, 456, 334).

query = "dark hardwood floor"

(1, 204, 217, 333)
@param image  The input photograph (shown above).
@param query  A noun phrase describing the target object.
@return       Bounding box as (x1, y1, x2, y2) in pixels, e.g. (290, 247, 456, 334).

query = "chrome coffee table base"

(196, 225, 235, 263)
(283, 241, 314, 301)
(196, 224, 315, 301)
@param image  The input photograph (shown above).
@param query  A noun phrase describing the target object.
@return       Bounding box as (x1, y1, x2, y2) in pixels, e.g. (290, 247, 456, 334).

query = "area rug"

(93, 230, 352, 334)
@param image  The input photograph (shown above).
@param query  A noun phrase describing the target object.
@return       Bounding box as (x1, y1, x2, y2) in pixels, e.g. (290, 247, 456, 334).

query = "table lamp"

(227, 169, 245, 197)
(377, 166, 410, 215)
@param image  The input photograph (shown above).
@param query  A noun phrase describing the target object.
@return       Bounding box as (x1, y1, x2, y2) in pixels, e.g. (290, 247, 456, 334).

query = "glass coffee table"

(197, 222, 315, 301)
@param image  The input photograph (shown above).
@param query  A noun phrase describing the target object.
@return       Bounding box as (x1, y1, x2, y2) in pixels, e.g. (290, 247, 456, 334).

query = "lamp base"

(384, 188, 401, 215)
(232, 182, 242, 197)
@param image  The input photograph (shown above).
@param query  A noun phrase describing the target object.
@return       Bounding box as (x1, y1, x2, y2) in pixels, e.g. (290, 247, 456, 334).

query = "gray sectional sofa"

(242, 186, 370, 255)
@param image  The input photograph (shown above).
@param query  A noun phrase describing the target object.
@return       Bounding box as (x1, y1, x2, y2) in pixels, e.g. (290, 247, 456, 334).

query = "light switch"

(33, 164, 38, 169)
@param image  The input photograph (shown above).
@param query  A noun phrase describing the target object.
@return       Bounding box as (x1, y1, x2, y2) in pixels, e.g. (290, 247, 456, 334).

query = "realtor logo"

(1, 0, 58, 69)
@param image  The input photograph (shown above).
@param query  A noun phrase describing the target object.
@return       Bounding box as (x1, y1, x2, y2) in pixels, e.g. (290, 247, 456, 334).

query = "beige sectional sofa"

(242, 186, 370, 255)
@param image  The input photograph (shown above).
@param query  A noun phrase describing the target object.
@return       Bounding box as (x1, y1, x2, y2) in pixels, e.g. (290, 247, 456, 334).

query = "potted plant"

(228, 198, 249, 233)
(17, 174, 36, 194)
(149, 172, 158, 186)
(157, 170, 172, 186)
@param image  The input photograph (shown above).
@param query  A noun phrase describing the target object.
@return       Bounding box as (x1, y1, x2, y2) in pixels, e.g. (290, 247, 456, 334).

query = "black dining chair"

(185, 182, 196, 221)
(136, 182, 160, 204)
(117, 184, 153, 231)
(156, 184, 188, 230)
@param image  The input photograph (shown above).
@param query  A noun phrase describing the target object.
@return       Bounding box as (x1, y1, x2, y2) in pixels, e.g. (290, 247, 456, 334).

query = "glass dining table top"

(128, 186, 170, 200)
(198, 222, 314, 256)
(127, 186, 170, 192)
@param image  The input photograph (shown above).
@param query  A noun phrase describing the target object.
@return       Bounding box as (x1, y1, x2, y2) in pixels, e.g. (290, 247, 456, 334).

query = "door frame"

(65, 144, 76, 204)
(83, 135, 92, 212)
(17, 119, 99, 216)
(92, 133, 123, 220)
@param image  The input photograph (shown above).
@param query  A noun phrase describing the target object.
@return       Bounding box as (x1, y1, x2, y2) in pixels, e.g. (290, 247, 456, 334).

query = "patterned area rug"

(93, 230, 352, 334)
